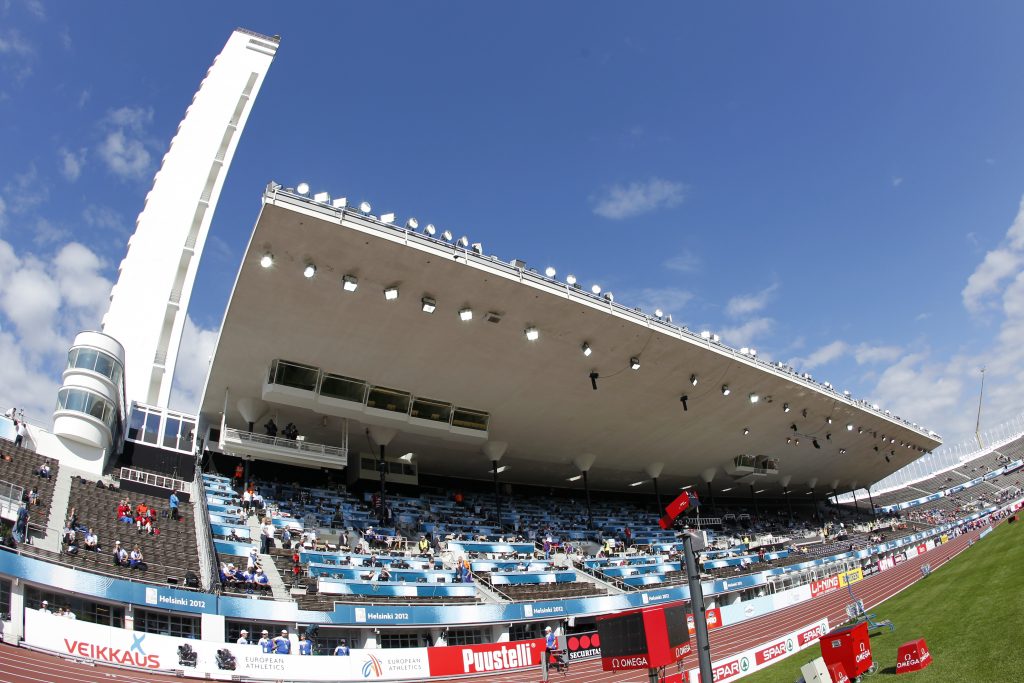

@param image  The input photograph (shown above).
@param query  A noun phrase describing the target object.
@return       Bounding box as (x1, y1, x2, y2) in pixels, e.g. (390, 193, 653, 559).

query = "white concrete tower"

(102, 28, 278, 408)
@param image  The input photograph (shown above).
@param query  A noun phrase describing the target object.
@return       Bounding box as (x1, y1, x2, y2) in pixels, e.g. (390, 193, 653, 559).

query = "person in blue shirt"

(545, 626, 556, 650)
(169, 492, 180, 521)
(258, 630, 273, 653)
(333, 639, 350, 656)
(298, 633, 312, 655)
(273, 629, 291, 654)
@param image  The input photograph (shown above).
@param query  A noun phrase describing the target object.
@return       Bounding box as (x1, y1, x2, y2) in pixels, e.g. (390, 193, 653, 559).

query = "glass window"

(410, 398, 452, 423)
(134, 609, 199, 639)
(128, 407, 146, 440)
(94, 352, 115, 379)
(64, 389, 86, 413)
(320, 374, 367, 403)
(0, 578, 10, 619)
(143, 412, 161, 444)
(273, 360, 319, 391)
(510, 623, 541, 641)
(379, 632, 423, 649)
(76, 348, 99, 373)
(447, 629, 485, 646)
(88, 394, 106, 420)
(452, 408, 489, 431)
(66, 348, 79, 369)
(164, 417, 181, 449)
(366, 386, 411, 414)
(179, 421, 196, 452)
(25, 587, 123, 627)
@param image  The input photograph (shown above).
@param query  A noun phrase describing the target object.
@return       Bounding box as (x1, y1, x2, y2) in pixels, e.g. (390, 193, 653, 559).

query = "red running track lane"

(0, 527, 986, 683)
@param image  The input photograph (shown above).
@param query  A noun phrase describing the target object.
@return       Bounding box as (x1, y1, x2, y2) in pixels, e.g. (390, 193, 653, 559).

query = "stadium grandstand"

(1, 27, 1022, 683)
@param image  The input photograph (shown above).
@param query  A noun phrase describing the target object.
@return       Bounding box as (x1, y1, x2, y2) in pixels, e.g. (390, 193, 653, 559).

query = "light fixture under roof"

(303, 263, 316, 278)
(423, 223, 437, 236)
(603, 292, 614, 302)
(566, 274, 577, 285)
(495, 465, 508, 474)
(783, 402, 790, 413)
(629, 480, 645, 487)
(826, 417, 833, 424)
(690, 374, 698, 386)
(720, 487, 733, 492)
(399, 452, 415, 463)
(630, 357, 641, 370)
(591, 284, 602, 295)
(524, 326, 539, 341)
(296, 182, 310, 195)
(359, 201, 372, 214)
(459, 308, 473, 321)
(545, 266, 556, 278)
(847, 424, 854, 431)
(743, 427, 750, 435)
(581, 342, 592, 357)
(342, 275, 358, 292)
(721, 384, 731, 396)
(421, 297, 436, 313)
(567, 475, 582, 482)
(749, 392, 759, 403)
(405, 218, 419, 230)
(259, 253, 274, 268)
(384, 286, 399, 301)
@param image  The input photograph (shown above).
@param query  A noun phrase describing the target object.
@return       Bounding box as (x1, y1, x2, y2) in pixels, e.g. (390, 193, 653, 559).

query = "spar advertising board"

(685, 618, 829, 682)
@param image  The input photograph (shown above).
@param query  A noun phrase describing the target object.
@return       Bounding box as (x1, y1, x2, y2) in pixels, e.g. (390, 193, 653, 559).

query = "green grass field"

(738, 521, 1023, 682)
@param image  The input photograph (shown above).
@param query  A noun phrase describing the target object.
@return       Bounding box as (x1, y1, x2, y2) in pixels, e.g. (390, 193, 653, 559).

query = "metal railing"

(223, 427, 349, 459)
(193, 462, 219, 593)
(0, 478, 25, 521)
(118, 467, 190, 493)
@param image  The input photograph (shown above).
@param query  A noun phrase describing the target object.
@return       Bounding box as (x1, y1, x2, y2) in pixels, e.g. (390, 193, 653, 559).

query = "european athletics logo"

(362, 654, 383, 678)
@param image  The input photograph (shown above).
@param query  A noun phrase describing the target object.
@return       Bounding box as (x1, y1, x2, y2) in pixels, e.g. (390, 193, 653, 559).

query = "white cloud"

(32, 217, 68, 246)
(962, 196, 1024, 313)
(853, 343, 903, 365)
(793, 340, 848, 370)
(891, 177, 903, 187)
(725, 283, 778, 318)
(25, 0, 46, 20)
(0, 238, 113, 421)
(0, 29, 32, 56)
(77, 89, 90, 108)
(3, 164, 49, 214)
(59, 27, 71, 51)
(169, 316, 220, 413)
(0, 196, 7, 230)
(626, 286, 694, 317)
(870, 352, 965, 435)
(720, 317, 773, 348)
(97, 106, 154, 181)
(592, 178, 687, 220)
(82, 204, 127, 237)
(58, 147, 86, 182)
(663, 250, 700, 273)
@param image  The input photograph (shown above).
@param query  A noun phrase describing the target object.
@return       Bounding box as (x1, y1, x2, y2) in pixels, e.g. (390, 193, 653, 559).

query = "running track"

(0, 526, 990, 683)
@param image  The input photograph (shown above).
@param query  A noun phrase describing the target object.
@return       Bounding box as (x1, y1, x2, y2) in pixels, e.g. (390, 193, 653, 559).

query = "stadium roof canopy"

(198, 185, 942, 498)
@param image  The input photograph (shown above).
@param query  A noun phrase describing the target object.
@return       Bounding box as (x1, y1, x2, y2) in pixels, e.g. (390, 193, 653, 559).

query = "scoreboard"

(597, 603, 692, 671)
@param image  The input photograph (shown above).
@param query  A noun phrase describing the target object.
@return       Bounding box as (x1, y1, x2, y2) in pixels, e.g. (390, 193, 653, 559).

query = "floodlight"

(524, 327, 539, 341)
(655, 308, 664, 318)
(720, 487, 733, 493)
(313, 191, 330, 202)
(423, 224, 437, 236)
(630, 357, 641, 370)
(545, 266, 556, 278)
(381, 212, 396, 223)
(847, 424, 854, 431)
(399, 452, 415, 463)
(566, 274, 577, 285)
(459, 308, 473, 321)
(812, 439, 821, 449)
(591, 284, 601, 295)
(603, 292, 614, 302)
(332, 197, 348, 209)
(471, 242, 483, 254)
(749, 393, 759, 404)
(783, 403, 790, 412)
(260, 253, 274, 268)
(359, 201, 372, 214)
(495, 465, 508, 474)
(296, 182, 310, 195)
(690, 374, 698, 386)
(384, 286, 399, 301)
(421, 297, 436, 313)
(590, 372, 599, 391)
(457, 236, 469, 247)
(743, 427, 750, 435)
(441, 230, 453, 242)
(567, 475, 582, 482)
(581, 342, 592, 357)
(630, 481, 645, 487)
(826, 417, 832, 424)
(303, 263, 316, 279)
(700, 330, 711, 339)
(342, 275, 358, 292)
(721, 384, 730, 396)
(405, 218, 419, 230)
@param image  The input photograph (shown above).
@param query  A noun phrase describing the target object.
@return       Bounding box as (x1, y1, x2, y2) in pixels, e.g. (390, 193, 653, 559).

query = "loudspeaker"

(184, 571, 200, 588)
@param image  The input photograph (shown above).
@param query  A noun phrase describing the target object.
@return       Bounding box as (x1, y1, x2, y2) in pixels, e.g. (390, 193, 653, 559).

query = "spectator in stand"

(333, 639, 350, 656)
(261, 517, 275, 554)
(129, 544, 144, 570)
(247, 546, 259, 571)
(62, 523, 76, 547)
(117, 500, 132, 524)
(264, 419, 278, 437)
(14, 420, 27, 448)
(281, 527, 292, 550)
(273, 629, 291, 654)
(378, 565, 391, 582)
(136, 510, 153, 535)
(169, 491, 180, 521)
(112, 540, 128, 566)
(255, 567, 270, 590)
(40, 600, 50, 614)
(242, 489, 252, 514)
(233, 463, 244, 485)
(291, 561, 302, 582)
(236, 629, 250, 645)
(38, 460, 51, 479)
(258, 630, 273, 653)
(135, 501, 148, 521)
(241, 566, 256, 593)
(298, 633, 312, 655)
(84, 528, 99, 551)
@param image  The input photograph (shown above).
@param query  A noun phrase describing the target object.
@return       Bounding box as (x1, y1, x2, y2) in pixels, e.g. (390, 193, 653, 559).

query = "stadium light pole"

(868, 489, 877, 521)
(682, 531, 714, 683)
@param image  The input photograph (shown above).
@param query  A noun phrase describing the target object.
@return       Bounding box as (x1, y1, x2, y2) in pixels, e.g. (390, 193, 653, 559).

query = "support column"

(367, 427, 398, 526)
(780, 475, 793, 524)
(700, 468, 716, 517)
(483, 442, 508, 531)
(573, 454, 597, 531)
(5, 578, 24, 643)
(645, 462, 664, 513)
(851, 486, 860, 514)
(868, 489, 877, 521)
(807, 478, 818, 522)
(750, 484, 758, 517)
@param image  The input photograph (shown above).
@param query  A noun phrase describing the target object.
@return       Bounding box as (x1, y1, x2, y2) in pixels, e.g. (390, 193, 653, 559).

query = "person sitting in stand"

(378, 565, 391, 582)
(241, 566, 256, 593)
(136, 509, 153, 535)
(84, 528, 100, 551)
(37, 461, 51, 479)
(117, 500, 133, 524)
(112, 540, 128, 566)
(255, 567, 270, 591)
(62, 523, 77, 548)
(281, 527, 292, 549)
(129, 544, 145, 570)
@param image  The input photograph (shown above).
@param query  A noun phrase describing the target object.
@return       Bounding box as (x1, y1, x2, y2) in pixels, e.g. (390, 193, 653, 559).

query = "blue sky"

(1, 1, 1024, 456)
